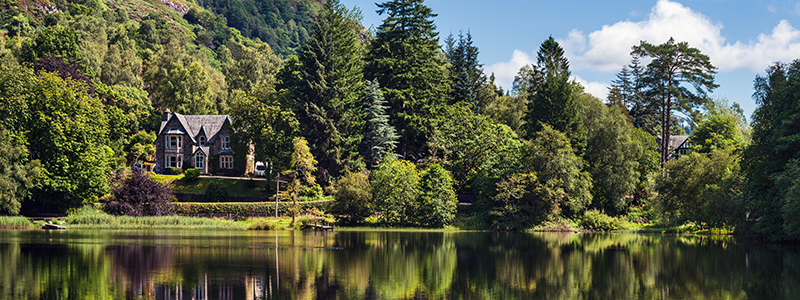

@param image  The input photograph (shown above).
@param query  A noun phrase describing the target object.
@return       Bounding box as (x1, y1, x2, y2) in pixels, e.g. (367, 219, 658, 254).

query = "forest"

(0, 0, 798, 241)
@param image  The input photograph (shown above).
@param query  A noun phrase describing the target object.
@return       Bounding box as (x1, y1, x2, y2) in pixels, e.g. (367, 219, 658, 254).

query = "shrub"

(371, 159, 420, 225)
(174, 201, 332, 215)
(580, 209, 621, 231)
(329, 171, 373, 224)
(300, 184, 323, 198)
(415, 164, 457, 227)
(0, 216, 35, 229)
(106, 171, 175, 216)
(184, 168, 201, 181)
(165, 166, 183, 175)
(204, 180, 229, 202)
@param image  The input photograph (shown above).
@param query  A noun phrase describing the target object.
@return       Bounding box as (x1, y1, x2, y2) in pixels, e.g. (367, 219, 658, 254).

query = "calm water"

(0, 229, 798, 300)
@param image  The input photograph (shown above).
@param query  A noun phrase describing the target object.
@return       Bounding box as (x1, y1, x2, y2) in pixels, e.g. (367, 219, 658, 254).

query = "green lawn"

(172, 177, 271, 198)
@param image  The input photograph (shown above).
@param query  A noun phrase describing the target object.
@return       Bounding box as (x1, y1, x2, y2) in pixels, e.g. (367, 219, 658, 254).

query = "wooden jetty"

(42, 223, 67, 230)
(300, 223, 334, 231)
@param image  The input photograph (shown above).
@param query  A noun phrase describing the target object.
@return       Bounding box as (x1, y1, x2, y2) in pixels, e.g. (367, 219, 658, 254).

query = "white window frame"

(221, 136, 230, 149)
(165, 154, 182, 168)
(220, 155, 233, 169)
(166, 135, 182, 149)
(195, 152, 205, 169)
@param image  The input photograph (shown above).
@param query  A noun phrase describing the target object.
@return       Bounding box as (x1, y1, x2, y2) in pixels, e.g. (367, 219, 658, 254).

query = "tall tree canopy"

(364, 0, 449, 160)
(290, 0, 366, 182)
(445, 30, 488, 111)
(631, 38, 717, 166)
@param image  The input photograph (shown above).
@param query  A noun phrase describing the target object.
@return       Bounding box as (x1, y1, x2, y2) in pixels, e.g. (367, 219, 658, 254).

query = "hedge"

(175, 200, 332, 215)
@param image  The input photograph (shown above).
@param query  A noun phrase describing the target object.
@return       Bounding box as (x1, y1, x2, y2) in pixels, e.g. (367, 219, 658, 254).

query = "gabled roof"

(159, 112, 232, 144)
(669, 135, 690, 150)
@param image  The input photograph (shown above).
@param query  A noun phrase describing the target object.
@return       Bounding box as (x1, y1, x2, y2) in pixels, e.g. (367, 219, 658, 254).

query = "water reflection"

(0, 229, 798, 299)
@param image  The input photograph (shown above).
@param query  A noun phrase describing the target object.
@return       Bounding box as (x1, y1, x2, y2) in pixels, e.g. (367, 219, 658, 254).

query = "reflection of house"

(669, 135, 692, 159)
(154, 109, 253, 175)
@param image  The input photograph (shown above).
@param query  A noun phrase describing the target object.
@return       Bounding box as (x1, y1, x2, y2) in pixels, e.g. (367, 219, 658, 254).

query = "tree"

(416, 163, 457, 227)
(631, 38, 718, 166)
(20, 25, 82, 65)
(329, 171, 373, 224)
(523, 37, 584, 153)
(285, 137, 317, 224)
(0, 128, 41, 216)
(105, 171, 175, 216)
(445, 31, 488, 111)
(743, 60, 800, 240)
(291, 0, 366, 182)
(690, 98, 749, 153)
(365, 0, 449, 160)
(609, 59, 658, 134)
(363, 79, 399, 169)
(370, 158, 421, 225)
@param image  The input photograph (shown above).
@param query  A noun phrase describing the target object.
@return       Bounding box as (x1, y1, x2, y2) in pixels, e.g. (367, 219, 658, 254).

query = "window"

(199, 136, 206, 146)
(195, 152, 205, 169)
(165, 154, 182, 168)
(221, 136, 230, 149)
(220, 155, 233, 169)
(166, 136, 182, 149)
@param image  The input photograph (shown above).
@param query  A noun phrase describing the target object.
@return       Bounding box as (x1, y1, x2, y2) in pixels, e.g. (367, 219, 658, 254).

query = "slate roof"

(158, 112, 232, 144)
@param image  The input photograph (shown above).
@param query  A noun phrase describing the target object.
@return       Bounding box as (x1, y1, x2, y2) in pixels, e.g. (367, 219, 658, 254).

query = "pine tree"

(365, 0, 449, 160)
(292, 0, 366, 182)
(445, 31, 485, 111)
(363, 80, 399, 169)
(523, 37, 584, 153)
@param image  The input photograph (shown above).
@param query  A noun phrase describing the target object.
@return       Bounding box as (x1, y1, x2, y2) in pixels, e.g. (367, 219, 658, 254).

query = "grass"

(0, 216, 36, 229)
(172, 177, 270, 198)
(66, 206, 248, 230)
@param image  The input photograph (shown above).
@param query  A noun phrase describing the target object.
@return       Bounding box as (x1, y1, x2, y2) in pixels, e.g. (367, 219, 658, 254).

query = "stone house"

(154, 109, 253, 175)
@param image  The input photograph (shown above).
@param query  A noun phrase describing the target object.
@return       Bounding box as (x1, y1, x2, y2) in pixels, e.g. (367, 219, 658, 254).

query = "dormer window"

(221, 136, 230, 149)
(199, 136, 206, 146)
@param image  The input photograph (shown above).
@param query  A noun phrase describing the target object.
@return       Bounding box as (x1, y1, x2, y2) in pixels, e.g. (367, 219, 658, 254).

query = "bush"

(105, 171, 175, 216)
(371, 159, 420, 225)
(174, 201, 332, 215)
(0, 216, 35, 229)
(204, 180, 229, 202)
(300, 184, 323, 198)
(329, 171, 372, 224)
(580, 209, 622, 231)
(165, 166, 183, 175)
(415, 164, 457, 227)
(184, 168, 201, 181)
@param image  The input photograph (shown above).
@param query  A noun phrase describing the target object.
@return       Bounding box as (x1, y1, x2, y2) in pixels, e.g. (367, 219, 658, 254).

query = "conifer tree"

(365, 0, 449, 160)
(445, 31, 485, 111)
(363, 80, 399, 169)
(292, 0, 366, 182)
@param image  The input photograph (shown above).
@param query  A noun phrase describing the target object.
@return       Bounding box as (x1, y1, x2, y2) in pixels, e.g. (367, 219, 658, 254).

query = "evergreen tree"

(365, 0, 449, 160)
(363, 80, 399, 169)
(445, 31, 486, 111)
(523, 37, 584, 153)
(291, 0, 366, 182)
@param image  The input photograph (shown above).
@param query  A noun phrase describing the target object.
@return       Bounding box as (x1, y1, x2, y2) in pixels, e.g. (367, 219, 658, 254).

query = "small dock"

(42, 223, 67, 230)
(300, 223, 334, 231)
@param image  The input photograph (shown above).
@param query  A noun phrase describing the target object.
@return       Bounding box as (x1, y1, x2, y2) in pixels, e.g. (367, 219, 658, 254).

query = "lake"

(0, 229, 798, 299)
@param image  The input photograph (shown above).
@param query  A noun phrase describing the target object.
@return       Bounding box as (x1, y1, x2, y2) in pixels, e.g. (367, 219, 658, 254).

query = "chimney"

(163, 108, 172, 122)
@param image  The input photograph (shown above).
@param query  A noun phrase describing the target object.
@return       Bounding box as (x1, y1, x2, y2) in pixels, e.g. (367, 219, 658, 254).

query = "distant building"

(154, 109, 253, 175)
(668, 135, 692, 159)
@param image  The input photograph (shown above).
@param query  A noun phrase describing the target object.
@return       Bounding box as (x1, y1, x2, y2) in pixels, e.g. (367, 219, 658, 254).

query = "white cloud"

(485, 49, 533, 91)
(560, 0, 800, 73)
(573, 76, 609, 100)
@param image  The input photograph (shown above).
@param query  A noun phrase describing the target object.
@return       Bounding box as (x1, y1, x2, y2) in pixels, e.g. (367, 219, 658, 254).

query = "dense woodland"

(0, 0, 798, 241)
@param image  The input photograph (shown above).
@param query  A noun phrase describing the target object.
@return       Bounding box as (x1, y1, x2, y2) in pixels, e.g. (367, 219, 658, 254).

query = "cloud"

(559, 0, 800, 73)
(485, 49, 533, 91)
(573, 76, 609, 100)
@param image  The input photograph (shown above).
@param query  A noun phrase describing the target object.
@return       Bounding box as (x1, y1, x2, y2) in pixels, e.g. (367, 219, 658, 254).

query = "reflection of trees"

(3, 230, 800, 299)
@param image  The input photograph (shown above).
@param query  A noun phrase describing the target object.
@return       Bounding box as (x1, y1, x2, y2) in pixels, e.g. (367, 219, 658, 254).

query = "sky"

(340, 0, 800, 120)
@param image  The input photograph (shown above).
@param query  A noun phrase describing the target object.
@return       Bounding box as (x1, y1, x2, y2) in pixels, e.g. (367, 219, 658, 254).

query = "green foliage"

(371, 158, 421, 225)
(445, 31, 489, 111)
(743, 60, 800, 241)
(174, 200, 332, 215)
(184, 168, 201, 181)
(67, 205, 247, 229)
(20, 25, 82, 64)
(416, 164, 457, 227)
(773, 159, 800, 239)
(483, 94, 527, 136)
(289, 0, 366, 181)
(631, 38, 717, 165)
(690, 100, 748, 153)
(365, 0, 450, 158)
(330, 171, 373, 224)
(204, 180, 229, 202)
(0, 128, 41, 216)
(657, 147, 744, 228)
(579, 209, 622, 231)
(577, 92, 642, 215)
(363, 79, 399, 169)
(428, 103, 522, 193)
(165, 167, 183, 175)
(0, 216, 35, 229)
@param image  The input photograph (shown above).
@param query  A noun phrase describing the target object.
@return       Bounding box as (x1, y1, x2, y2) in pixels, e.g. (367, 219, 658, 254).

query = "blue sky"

(341, 0, 800, 120)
